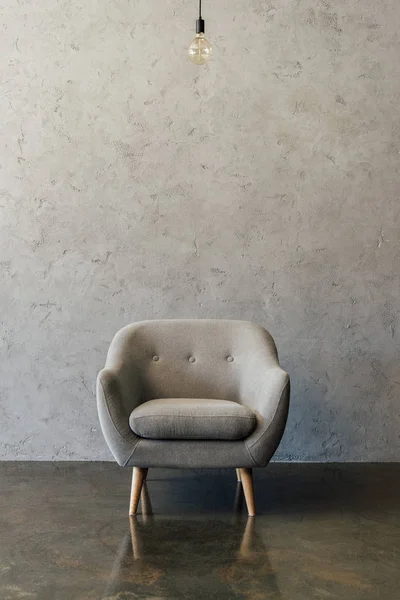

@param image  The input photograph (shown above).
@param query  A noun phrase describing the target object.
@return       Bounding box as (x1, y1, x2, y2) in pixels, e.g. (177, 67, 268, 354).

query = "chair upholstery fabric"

(96, 319, 290, 468)
(129, 398, 257, 440)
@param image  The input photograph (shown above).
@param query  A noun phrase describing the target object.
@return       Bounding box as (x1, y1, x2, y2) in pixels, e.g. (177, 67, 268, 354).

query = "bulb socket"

(196, 18, 205, 34)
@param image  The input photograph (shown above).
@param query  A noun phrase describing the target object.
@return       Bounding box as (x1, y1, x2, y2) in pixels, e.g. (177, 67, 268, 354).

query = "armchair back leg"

(238, 468, 256, 517)
(129, 467, 148, 516)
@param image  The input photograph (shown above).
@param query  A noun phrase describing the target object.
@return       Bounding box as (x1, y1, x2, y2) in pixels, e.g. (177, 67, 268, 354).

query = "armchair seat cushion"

(129, 398, 257, 441)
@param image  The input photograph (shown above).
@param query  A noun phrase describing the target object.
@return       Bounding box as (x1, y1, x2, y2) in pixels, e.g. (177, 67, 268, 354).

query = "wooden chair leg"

(238, 468, 256, 517)
(129, 467, 148, 516)
(140, 481, 153, 521)
(236, 468, 241, 482)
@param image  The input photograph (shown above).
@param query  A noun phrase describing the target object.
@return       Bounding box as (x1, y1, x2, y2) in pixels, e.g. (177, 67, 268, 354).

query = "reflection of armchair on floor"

(103, 483, 282, 600)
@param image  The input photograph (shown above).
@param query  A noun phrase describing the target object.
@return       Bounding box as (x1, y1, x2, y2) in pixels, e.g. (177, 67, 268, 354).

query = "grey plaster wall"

(1, 0, 399, 461)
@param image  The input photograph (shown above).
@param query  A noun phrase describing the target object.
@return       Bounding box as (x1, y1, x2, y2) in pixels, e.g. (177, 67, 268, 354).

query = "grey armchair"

(96, 319, 290, 516)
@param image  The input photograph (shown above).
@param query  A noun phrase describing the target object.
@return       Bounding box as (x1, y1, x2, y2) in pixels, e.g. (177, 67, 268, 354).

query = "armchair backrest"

(105, 319, 279, 407)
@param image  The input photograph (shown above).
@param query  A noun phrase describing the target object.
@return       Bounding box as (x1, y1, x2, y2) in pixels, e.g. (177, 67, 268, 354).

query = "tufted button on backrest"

(226, 356, 234, 362)
(188, 356, 196, 363)
(152, 355, 159, 362)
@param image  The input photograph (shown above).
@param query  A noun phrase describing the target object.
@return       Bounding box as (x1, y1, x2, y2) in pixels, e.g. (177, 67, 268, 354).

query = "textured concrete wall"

(1, 0, 399, 461)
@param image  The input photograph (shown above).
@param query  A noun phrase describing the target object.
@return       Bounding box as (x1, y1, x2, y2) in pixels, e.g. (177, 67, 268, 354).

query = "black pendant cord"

(196, 0, 205, 33)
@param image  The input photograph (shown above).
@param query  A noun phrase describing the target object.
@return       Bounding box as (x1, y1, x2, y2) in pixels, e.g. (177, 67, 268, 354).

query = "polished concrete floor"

(0, 463, 399, 599)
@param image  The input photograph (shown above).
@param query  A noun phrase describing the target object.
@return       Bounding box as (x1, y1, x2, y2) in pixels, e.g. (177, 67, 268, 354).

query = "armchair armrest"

(243, 366, 290, 467)
(96, 368, 141, 466)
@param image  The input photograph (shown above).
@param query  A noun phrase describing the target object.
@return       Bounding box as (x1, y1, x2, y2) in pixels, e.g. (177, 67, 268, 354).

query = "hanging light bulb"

(188, 0, 212, 65)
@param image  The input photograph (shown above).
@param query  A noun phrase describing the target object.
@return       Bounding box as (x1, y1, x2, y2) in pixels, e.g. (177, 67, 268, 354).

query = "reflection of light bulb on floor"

(188, 33, 212, 65)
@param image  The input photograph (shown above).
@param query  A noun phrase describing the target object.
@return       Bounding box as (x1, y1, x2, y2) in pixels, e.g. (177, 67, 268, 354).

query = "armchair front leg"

(129, 467, 148, 516)
(238, 468, 256, 517)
